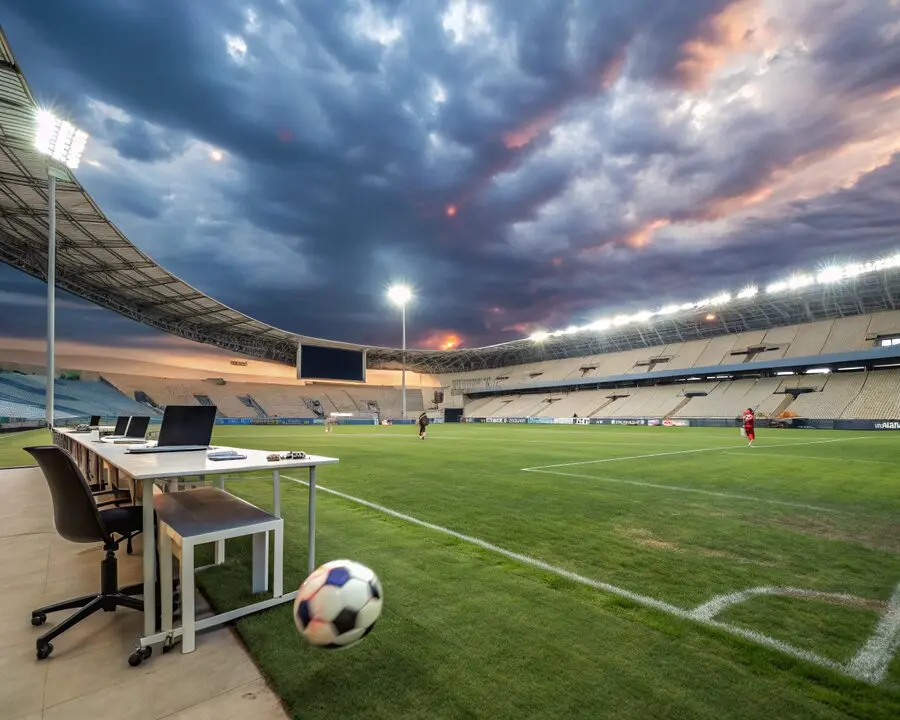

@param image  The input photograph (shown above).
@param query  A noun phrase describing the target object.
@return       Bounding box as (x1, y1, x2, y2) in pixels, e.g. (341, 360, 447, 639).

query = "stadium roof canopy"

(2, 27, 900, 376)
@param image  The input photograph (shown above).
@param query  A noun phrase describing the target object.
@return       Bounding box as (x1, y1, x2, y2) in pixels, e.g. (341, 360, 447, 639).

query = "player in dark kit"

(742, 407, 755, 447)
(418, 412, 428, 440)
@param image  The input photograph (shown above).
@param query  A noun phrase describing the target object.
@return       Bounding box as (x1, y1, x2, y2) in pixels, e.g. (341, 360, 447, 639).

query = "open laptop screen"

(89, 415, 101, 426)
(156, 406, 217, 447)
(112, 416, 129, 435)
(124, 416, 150, 438)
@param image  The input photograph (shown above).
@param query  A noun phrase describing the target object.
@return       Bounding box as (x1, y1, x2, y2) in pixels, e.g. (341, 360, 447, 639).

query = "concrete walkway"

(0, 467, 289, 720)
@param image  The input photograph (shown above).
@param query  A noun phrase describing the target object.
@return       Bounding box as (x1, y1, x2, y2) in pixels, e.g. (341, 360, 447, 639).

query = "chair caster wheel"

(128, 646, 152, 667)
(31, 613, 47, 626)
(36, 642, 53, 660)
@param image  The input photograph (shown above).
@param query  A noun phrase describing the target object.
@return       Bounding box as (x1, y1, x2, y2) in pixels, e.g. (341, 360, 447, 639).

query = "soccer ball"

(293, 559, 383, 649)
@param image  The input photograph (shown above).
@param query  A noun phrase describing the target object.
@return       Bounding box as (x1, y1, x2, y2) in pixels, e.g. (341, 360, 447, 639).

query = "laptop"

(89, 415, 101, 427)
(126, 405, 217, 454)
(101, 416, 150, 444)
(100, 416, 132, 440)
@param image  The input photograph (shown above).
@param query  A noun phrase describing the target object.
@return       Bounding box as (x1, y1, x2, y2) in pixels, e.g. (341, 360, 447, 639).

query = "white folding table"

(52, 428, 337, 660)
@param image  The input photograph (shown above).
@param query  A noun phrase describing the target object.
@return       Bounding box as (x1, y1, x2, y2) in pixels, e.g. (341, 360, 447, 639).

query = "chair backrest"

(25, 446, 113, 546)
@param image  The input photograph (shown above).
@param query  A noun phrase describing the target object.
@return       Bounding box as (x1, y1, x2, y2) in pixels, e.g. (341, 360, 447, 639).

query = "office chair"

(25, 445, 146, 661)
(89, 484, 137, 553)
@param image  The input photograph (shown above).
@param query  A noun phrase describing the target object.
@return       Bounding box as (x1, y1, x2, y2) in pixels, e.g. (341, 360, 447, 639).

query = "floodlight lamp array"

(528, 250, 900, 343)
(387, 284, 413, 306)
(34, 110, 88, 169)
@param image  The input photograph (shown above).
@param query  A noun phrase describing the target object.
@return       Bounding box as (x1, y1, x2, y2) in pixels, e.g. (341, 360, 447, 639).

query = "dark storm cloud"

(2, 0, 900, 352)
(103, 118, 190, 164)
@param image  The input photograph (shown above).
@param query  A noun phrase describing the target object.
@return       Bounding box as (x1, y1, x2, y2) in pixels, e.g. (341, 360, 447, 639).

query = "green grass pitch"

(3, 423, 899, 718)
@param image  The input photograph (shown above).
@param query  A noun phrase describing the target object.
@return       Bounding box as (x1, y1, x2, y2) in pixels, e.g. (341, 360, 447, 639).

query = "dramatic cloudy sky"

(2, 0, 900, 353)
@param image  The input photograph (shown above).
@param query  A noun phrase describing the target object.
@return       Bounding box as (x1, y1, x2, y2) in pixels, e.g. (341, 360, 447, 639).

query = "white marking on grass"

(520, 436, 869, 471)
(846, 582, 900, 684)
(218, 431, 731, 448)
(282, 474, 855, 682)
(691, 586, 875, 621)
(522, 468, 839, 513)
(721, 451, 896, 466)
(0, 431, 37, 443)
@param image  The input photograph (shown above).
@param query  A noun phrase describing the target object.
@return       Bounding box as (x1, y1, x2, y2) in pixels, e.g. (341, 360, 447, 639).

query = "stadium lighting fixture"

(34, 109, 89, 428)
(388, 284, 413, 420)
(35, 110, 88, 169)
(524, 249, 900, 344)
(817, 266, 844, 284)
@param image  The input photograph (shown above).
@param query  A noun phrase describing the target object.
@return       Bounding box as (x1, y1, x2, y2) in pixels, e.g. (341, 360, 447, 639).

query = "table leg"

(214, 475, 225, 565)
(308, 466, 316, 574)
(274, 521, 284, 598)
(273, 469, 281, 518)
(142, 478, 156, 637)
(159, 525, 173, 635)
(181, 540, 196, 654)
(251, 532, 269, 594)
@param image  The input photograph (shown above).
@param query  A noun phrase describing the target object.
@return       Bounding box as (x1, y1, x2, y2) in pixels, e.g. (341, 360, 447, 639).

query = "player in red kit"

(742, 408, 755, 447)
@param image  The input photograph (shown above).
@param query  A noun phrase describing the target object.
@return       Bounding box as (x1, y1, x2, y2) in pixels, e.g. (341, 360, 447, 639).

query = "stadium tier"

(0, 372, 154, 421)
(0, 369, 431, 424)
(3, 309, 900, 426)
(435, 309, 900, 423)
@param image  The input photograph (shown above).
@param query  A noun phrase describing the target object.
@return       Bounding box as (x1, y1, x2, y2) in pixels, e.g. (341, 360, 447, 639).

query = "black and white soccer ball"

(293, 559, 383, 649)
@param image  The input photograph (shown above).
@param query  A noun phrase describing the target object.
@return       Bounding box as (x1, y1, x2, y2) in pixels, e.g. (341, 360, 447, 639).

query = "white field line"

(721, 451, 897, 466)
(220, 428, 727, 439)
(214, 431, 875, 449)
(846, 581, 900, 684)
(521, 468, 839, 513)
(230, 433, 729, 447)
(0, 431, 40, 443)
(691, 587, 874, 621)
(520, 436, 869, 471)
(281, 474, 860, 682)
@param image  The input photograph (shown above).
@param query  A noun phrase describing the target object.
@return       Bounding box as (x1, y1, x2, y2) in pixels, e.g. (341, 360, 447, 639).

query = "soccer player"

(418, 411, 428, 440)
(325, 415, 336, 434)
(742, 407, 755, 447)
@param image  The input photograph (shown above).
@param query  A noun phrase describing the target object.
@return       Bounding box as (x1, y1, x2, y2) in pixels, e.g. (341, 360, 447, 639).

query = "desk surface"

(57, 428, 338, 480)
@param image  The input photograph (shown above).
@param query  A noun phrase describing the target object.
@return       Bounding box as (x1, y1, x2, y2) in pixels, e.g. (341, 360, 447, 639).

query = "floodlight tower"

(387, 284, 413, 420)
(34, 110, 88, 428)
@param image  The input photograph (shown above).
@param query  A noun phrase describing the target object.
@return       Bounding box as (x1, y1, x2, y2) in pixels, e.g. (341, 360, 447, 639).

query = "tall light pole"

(387, 285, 413, 420)
(34, 110, 88, 428)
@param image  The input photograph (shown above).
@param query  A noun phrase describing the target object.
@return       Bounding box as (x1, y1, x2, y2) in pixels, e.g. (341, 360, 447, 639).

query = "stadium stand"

(841, 369, 900, 419)
(0, 371, 152, 420)
(0, 369, 432, 424)
(440, 310, 900, 391)
(9, 307, 896, 427)
(448, 368, 900, 422)
(6, 373, 428, 422)
(429, 308, 900, 424)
